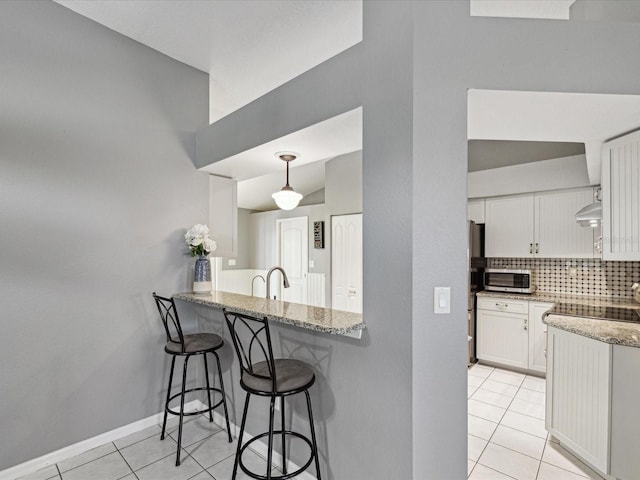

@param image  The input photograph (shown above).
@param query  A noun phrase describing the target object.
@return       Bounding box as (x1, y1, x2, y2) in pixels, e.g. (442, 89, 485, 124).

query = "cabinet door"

(485, 194, 534, 258)
(467, 199, 485, 223)
(331, 214, 363, 313)
(602, 130, 640, 260)
(527, 302, 554, 374)
(208, 175, 237, 257)
(546, 327, 610, 475)
(477, 309, 528, 369)
(535, 188, 595, 258)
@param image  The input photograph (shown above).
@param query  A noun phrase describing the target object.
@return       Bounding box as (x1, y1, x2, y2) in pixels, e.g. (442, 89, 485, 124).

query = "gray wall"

(5, 0, 640, 477)
(325, 151, 363, 216)
(0, 1, 208, 470)
(195, 2, 640, 479)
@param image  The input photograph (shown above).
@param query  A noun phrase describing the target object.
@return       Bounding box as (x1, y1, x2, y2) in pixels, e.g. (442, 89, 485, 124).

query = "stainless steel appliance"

(468, 221, 485, 365)
(484, 268, 535, 294)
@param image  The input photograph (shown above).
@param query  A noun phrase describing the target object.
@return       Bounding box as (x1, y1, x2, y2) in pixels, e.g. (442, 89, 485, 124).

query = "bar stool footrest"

(166, 386, 225, 417)
(239, 430, 315, 480)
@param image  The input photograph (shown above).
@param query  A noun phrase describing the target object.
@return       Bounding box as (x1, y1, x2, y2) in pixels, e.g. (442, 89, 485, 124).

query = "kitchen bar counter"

(174, 290, 365, 337)
(476, 291, 640, 348)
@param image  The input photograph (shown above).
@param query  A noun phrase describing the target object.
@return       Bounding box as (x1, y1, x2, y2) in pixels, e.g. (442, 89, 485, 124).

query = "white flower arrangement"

(184, 224, 217, 257)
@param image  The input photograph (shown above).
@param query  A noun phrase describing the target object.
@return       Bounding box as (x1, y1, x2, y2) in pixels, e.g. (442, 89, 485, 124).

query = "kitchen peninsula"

(174, 290, 365, 337)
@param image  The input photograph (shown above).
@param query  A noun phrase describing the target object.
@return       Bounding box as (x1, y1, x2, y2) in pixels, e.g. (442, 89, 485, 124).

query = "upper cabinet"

(485, 194, 535, 257)
(467, 198, 485, 223)
(208, 175, 238, 258)
(602, 131, 640, 260)
(485, 187, 596, 258)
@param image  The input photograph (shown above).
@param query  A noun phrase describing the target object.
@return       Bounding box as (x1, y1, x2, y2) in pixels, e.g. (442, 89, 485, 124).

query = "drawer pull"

(524, 319, 528, 331)
(529, 243, 533, 254)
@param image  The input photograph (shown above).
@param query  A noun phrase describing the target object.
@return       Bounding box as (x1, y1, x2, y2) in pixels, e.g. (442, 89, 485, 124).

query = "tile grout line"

(471, 367, 547, 479)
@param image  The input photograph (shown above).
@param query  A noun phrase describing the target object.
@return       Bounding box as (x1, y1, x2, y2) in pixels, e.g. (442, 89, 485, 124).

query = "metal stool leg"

(267, 396, 276, 480)
(214, 351, 233, 442)
(233, 392, 251, 480)
(281, 397, 287, 474)
(305, 390, 322, 480)
(176, 355, 190, 466)
(161, 356, 176, 440)
(203, 353, 214, 422)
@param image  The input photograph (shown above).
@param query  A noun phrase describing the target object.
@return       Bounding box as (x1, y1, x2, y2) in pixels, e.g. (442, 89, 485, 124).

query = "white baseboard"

(0, 401, 201, 480)
(1, 400, 316, 480)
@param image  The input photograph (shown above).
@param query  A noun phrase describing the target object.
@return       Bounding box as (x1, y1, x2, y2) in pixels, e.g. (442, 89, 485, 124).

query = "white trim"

(0, 401, 199, 480)
(1, 400, 316, 480)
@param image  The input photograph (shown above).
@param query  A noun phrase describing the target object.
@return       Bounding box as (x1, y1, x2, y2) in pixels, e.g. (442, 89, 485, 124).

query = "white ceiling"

(470, 0, 575, 20)
(468, 89, 640, 184)
(54, 0, 362, 122)
(54, 1, 640, 208)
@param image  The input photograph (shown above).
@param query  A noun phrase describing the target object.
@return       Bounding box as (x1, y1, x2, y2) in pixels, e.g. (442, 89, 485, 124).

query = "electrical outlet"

(568, 267, 578, 277)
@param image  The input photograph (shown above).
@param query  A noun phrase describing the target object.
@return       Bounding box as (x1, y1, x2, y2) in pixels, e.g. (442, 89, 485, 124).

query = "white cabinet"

(208, 175, 237, 258)
(535, 189, 596, 258)
(602, 130, 640, 260)
(467, 199, 485, 223)
(477, 297, 552, 374)
(546, 327, 611, 475)
(610, 344, 640, 480)
(485, 194, 534, 258)
(546, 328, 640, 479)
(527, 302, 553, 374)
(477, 298, 529, 369)
(485, 187, 596, 258)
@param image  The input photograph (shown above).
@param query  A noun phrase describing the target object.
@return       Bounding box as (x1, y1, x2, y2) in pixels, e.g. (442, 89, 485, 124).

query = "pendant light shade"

(575, 187, 602, 228)
(272, 152, 303, 210)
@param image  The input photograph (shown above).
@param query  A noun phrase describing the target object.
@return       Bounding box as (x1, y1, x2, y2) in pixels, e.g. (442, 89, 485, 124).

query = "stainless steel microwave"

(484, 269, 535, 294)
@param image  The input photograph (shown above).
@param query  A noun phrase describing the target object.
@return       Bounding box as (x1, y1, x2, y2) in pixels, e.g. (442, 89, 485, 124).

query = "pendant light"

(272, 152, 303, 210)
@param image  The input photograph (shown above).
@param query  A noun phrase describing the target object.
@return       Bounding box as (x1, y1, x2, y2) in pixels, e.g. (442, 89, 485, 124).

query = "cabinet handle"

(535, 243, 539, 254)
(529, 243, 533, 254)
(524, 319, 528, 331)
(495, 302, 507, 310)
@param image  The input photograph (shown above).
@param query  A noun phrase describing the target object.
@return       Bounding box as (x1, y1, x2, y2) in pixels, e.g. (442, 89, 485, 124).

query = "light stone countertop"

(476, 290, 640, 347)
(476, 290, 640, 308)
(174, 290, 365, 336)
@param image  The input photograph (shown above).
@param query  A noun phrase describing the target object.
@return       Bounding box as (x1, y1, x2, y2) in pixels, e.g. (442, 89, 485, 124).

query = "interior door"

(331, 213, 363, 313)
(277, 216, 308, 303)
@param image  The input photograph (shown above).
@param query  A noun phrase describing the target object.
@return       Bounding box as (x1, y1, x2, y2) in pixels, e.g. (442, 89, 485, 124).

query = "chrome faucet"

(251, 274, 265, 297)
(266, 266, 290, 299)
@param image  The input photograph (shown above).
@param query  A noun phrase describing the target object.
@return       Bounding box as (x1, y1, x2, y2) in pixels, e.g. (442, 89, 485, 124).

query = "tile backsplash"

(487, 258, 640, 298)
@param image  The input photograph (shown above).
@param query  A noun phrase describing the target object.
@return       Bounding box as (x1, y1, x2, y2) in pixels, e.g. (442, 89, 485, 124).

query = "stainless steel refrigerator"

(468, 221, 485, 365)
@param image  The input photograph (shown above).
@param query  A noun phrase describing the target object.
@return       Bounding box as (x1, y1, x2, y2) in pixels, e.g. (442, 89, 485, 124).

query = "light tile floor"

(15, 365, 607, 480)
(467, 363, 605, 480)
(17, 414, 277, 480)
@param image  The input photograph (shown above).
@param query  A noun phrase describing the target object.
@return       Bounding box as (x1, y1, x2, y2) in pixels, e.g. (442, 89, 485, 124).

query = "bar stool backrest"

(223, 310, 277, 393)
(153, 293, 186, 354)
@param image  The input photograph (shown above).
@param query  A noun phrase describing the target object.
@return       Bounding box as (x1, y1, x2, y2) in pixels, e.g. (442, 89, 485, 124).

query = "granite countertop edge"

(173, 291, 366, 336)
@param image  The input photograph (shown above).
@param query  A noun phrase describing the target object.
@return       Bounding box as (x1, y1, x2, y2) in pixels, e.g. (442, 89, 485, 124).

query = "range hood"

(575, 187, 601, 228)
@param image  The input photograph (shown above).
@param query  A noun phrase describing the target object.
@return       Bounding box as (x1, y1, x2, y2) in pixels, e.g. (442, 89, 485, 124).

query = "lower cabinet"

(528, 302, 554, 374)
(477, 297, 552, 374)
(546, 327, 610, 474)
(547, 326, 640, 480)
(477, 298, 529, 369)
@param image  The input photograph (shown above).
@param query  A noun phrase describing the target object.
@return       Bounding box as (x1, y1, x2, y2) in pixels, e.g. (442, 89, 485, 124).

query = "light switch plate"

(434, 287, 451, 314)
(228, 259, 236, 266)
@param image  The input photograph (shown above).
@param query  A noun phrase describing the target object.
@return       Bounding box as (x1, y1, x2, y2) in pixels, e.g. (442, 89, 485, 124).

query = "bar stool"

(153, 293, 232, 466)
(223, 309, 322, 480)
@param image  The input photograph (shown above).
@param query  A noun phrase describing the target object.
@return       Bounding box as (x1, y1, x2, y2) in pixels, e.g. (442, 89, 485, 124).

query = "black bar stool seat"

(153, 293, 232, 466)
(224, 309, 322, 480)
